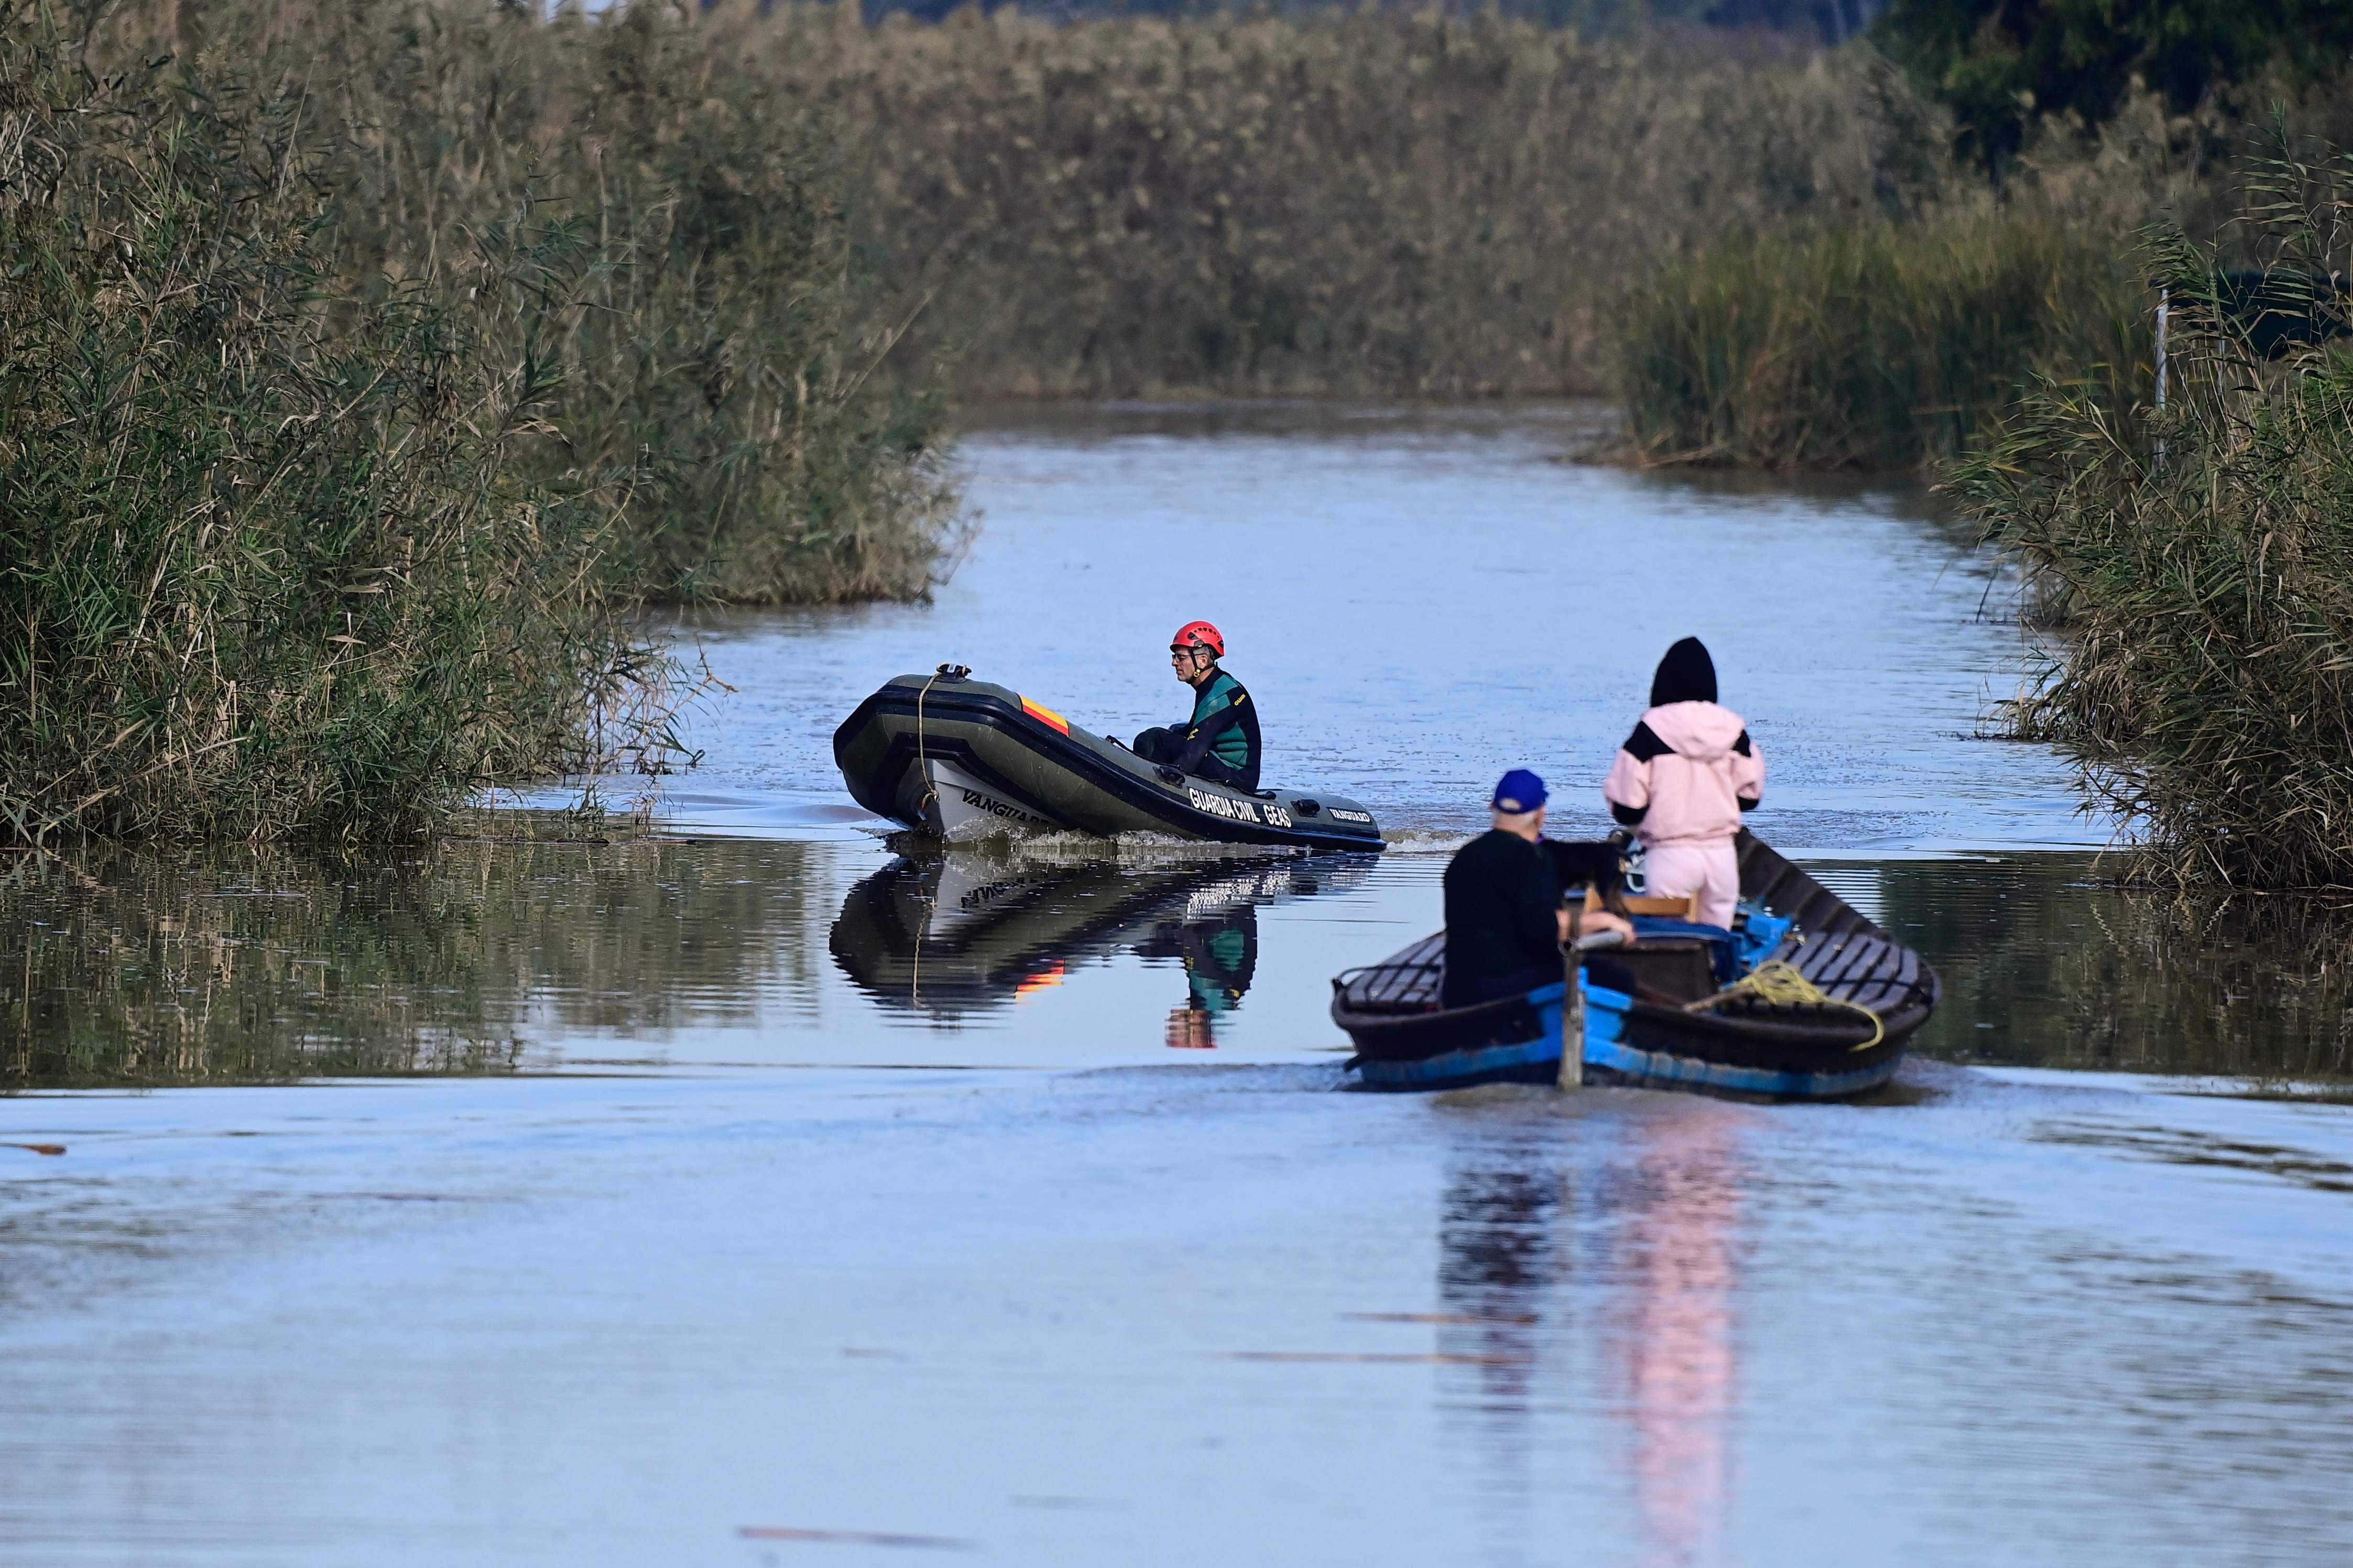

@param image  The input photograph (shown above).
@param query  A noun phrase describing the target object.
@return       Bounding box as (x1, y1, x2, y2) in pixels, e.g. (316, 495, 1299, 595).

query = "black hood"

(1649, 637, 1718, 707)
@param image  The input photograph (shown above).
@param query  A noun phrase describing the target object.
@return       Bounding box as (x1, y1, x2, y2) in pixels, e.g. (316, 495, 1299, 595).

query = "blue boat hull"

(1350, 978, 1905, 1102)
(1352, 985, 1573, 1092)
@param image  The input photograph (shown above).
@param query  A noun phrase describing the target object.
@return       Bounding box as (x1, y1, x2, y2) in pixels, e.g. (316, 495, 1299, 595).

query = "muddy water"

(6, 405, 2352, 1566)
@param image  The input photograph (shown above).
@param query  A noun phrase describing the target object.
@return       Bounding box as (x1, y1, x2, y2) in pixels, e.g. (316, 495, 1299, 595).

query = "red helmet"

(1170, 620, 1225, 657)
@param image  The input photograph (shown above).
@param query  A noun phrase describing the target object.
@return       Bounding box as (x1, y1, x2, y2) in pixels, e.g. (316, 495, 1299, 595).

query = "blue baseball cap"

(1490, 769, 1547, 814)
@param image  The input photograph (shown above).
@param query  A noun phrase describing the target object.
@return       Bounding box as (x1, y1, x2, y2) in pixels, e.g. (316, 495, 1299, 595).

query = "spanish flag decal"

(1019, 696, 1070, 734)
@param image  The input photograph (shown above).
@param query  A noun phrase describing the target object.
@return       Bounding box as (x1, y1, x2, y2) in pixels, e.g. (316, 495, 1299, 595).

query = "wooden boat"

(834, 667, 1385, 851)
(1331, 832, 1938, 1101)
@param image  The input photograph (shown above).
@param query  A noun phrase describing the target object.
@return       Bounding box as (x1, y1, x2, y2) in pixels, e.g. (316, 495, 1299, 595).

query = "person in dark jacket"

(1441, 769, 1631, 1010)
(1132, 620, 1260, 791)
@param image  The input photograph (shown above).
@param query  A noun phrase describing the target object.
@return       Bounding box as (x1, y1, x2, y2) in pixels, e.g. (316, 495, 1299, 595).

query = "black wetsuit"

(1134, 668, 1261, 791)
(1441, 830, 1565, 1010)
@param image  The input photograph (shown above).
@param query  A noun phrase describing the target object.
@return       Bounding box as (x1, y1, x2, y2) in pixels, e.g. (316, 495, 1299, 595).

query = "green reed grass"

(1953, 138, 2353, 887)
(1616, 206, 2150, 468)
(1, 14, 668, 843)
(109, 0, 967, 606)
(2, 0, 971, 843)
(724, 4, 1949, 398)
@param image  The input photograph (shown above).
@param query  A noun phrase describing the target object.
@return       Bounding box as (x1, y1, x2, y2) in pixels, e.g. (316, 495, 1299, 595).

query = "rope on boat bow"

(912, 663, 964, 827)
(1682, 960, 1885, 1051)
(906, 662, 972, 1002)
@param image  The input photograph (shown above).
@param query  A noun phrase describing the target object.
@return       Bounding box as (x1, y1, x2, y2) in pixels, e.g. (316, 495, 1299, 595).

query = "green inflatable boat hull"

(833, 672, 1385, 850)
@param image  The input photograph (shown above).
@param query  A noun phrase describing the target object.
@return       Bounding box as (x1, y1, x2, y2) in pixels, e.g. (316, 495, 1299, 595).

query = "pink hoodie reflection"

(1602, 701, 1764, 848)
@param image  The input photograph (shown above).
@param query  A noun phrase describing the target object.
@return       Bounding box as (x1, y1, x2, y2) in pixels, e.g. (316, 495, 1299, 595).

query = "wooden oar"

(5, 1142, 65, 1156)
(1559, 927, 1627, 1091)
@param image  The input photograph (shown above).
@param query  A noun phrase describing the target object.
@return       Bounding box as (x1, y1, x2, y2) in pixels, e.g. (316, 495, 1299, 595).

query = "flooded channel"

(6, 404, 2351, 1565)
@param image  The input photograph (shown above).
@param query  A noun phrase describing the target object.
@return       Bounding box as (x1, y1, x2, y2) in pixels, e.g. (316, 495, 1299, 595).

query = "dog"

(1541, 829, 1634, 918)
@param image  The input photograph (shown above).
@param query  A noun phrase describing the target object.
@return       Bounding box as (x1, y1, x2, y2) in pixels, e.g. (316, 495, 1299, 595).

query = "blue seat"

(1732, 903, 1794, 972)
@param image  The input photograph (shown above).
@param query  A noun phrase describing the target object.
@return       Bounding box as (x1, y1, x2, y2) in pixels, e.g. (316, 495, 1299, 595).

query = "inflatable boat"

(1331, 833, 1937, 1101)
(833, 668, 1384, 850)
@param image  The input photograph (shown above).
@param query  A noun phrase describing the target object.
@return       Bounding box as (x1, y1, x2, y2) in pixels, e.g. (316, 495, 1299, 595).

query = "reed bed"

(1616, 206, 2149, 468)
(1, 15, 662, 843)
(107, 0, 967, 606)
(3, 1, 966, 843)
(115, 1, 1952, 408)
(718, 3, 1946, 398)
(1953, 141, 2353, 887)
(1607, 76, 2353, 470)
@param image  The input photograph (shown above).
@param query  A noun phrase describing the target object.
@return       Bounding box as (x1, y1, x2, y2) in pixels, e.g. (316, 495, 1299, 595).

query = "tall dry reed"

(1954, 137, 2353, 886)
(1, 9, 666, 843)
(110, 0, 967, 605)
(1616, 205, 2149, 467)
(710, 5, 1949, 398)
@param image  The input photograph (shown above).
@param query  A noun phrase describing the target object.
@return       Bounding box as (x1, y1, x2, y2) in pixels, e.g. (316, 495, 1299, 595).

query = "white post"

(2154, 287, 2169, 476)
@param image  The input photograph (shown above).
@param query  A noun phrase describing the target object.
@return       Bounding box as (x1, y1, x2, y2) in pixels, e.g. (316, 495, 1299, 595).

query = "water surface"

(656, 402, 2085, 850)
(5, 404, 2349, 1566)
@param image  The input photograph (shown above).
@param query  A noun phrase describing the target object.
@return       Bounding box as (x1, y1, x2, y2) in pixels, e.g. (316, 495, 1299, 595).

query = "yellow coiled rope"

(1683, 959, 1884, 1051)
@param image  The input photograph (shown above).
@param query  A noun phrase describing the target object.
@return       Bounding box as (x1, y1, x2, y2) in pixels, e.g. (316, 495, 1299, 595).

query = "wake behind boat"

(834, 667, 1384, 851)
(1332, 832, 1938, 1101)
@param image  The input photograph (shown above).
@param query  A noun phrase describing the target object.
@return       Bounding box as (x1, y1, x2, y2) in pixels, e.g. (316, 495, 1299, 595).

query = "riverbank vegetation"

(778, 6, 1940, 398)
(2, 19, 650, 843)
(2, 2, 961, 843)
(1954, 141, 2353, 887)
(63, 0, 965, 606)
(1616, 204, 2146, 467)
(60, 0, 1963, 411)
(18, 0, 2353, 852)
(723, 0, 2353, 450)
(1615, 82, 2353, 468)
(1612, 0, 2353, 469)
(32, 1, 2353, 445)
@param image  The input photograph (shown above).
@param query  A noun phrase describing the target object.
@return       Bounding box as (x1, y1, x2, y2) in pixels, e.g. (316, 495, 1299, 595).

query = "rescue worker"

(1132, 620, 1260, 792)
(1441, 770, 1632, 1010)
(1602, 637, 1764, 932)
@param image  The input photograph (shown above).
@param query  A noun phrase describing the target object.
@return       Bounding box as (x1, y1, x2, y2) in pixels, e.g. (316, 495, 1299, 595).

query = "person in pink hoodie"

(1602, 638, 1764, 932)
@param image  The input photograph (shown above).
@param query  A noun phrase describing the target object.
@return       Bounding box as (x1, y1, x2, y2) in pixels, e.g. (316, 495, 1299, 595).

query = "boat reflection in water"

(1607, 1112, 1745, 1568)
(827, 845, 1372, 1045)
(1437, 1106, 1748, 1566)
(1435, 1141, 1560, 1551)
